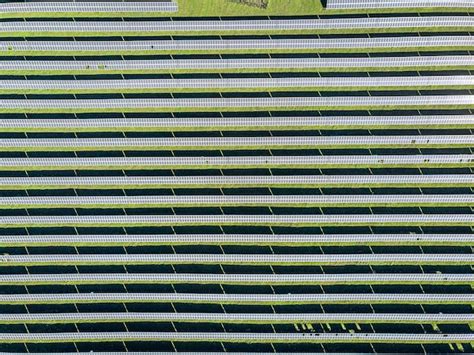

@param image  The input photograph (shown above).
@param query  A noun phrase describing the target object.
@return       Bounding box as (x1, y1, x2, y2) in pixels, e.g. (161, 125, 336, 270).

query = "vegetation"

(175, 0, 322, 16)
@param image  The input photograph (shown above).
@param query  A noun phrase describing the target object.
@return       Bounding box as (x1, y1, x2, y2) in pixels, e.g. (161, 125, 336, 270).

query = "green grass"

(5, 26, 473, 38)
(4, 256, 472, 266)
(0, 314, 469, 325)
(1, 159, 472, 171)
(0, 334, 471, 344)
(1, 103, 473, 114)
(177, 0, 323, 17)
(2, 140, 471, 152)
(4, 46, 472, 57)
(2, 122, 473, 133)
(3, 83, 473, 95)
(1, 237, 472, 247)
(2, 64, 474, 76)
(2, 181, 473, 190)
(0, 276, 471, 286)
(0, 295, 469, 305)
(1, 199, 471, 209)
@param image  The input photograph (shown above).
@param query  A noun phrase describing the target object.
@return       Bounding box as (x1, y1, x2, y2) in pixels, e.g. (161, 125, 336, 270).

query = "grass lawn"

(175, 0, 323, 16)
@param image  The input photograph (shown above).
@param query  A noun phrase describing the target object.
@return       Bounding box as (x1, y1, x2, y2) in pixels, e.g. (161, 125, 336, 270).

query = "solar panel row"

(2, 96, 473, 112)
(326, 0, 474, 10)
(0, 1, 178, 15)
(2, 16, 473, 35)
(2, 36, 473, 54)
(2, 135, 473, 150)
(1, 214, 473, 227)
(2, 155, 472, 169)
(2, 115, 472, 131)
(1, 332, 472, 344)
(2, 75, 473, 92)
(1, 292, 472, 304)
(1, 194, 473, 208)
(2, 233, 473, 246)
(2, 56, 472, 74)
(1, 273, 473, 285)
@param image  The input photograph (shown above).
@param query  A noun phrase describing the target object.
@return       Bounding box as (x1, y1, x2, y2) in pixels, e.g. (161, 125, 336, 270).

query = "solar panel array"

(0, 1, 179, 17)
(326, 0, 474, 10)
(0, 0, 473, 353)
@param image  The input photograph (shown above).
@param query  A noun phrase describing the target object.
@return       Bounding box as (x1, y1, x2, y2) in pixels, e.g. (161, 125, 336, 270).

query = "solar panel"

(327, 0, 474, 9)
(2, 75, 472, 93)
(1, 214, 473, 227)
(1, 292, 472, 305)
(1, 194, 472, 208)
(1, 56, 473, 74)
(2, 331, 471, 344)
(2, 135, 473, 150)
(3, 253, 473, 266)
(2, 36, 472, 55)
(2, 233, 473, 246)
(2, 17, 473, 35)
(2, 273, 472, 286)
(2, 154, 472, 169)
(2, 96, 473, 112)
(1, 174, 472, 189)
(0, 1, 178, 14)
(2, 115, 473, 131)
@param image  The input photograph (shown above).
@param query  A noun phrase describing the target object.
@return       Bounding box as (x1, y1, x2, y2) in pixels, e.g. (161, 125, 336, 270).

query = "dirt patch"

(228, 0, 269, 9)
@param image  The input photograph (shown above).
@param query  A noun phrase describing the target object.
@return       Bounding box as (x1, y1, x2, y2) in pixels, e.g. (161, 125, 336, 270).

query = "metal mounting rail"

(1, 96, 472, 113)
(1, 194, 472, 209)
(1, 175, 473, 190)
(327, 0, 474, 10)
(2, 17, 473, 36)
(1, 155, 472, 170)
(0, 292, 471, 305)
(1, 36, 472, 55)
(1, 234, 473, 247)
(1, 332, 473, 344)
(1, 273, 472, 286)
(1, 215, 472, 228)
(1, 76, 472, 94)
(0, 312, 471, 324)
(1, 115, 472, 132)
(2, 135, 472, 151)
(2, 253, 472, 266)
(1, 56, 472, 74)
